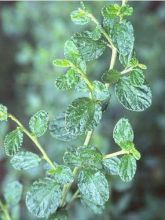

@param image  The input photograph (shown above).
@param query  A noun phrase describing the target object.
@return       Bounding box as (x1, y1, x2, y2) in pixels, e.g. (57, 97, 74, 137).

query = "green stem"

(8, 114, 56, 170)
(109, 47, 117, 70)
(103, 149, 129, 159)
(0, 200, 11, 220)
(84, 131, 93, 146)
(122, 0, 128, 6)
(121, 67, 133, 75)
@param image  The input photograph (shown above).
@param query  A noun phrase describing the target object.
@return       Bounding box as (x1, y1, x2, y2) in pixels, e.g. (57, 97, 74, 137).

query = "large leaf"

(63, 146, 103, 169)
(29, 110, 49, 137)
(55, 68, 79, 90)
(0, 104, 8, 121)
(65, 98, 102, 135)
(113, 118, 134, 150)
(49, 113, 77, 141)
(72, 31, 106, 61)
(119, 155, 136, 182)
(47, 165, 74, 185)
(78, 169, 109, 208)
(64, 40, 86, 72)
(4, 181, 23, 205)
(10, 151, 41, 170)
(26, 178, 62, 218)
(127, 69, 145, 86)
(4, 128, 23, 156)
(115, 76, 152, 111)
(103, 157, 121, 175)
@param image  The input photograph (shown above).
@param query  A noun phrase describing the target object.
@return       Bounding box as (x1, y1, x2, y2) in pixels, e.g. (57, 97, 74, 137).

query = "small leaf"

(29, 110, 48, 137)
(130, 147, 141, 160)
(103, 157, 121, 175)
(10, 151, 41, 170)
(127, 69, 145, 86)
(93, 81, 110, 101)
(4, 128, 23, 156)
(55, 69, 79, 90)
(64, 40, 86, 72)
(64, 146, 103, 169)
(71, 8, 90, 25)
(49, 113, 77, 141)
(120, 5, 133, 17)
(102, 69, 121, 85)
(26, 178, 62, 218)
(113, 118, 134, 150)
(4, 181, 23, 205)
(72, 31, 106, 61)
(65, 98, 102, 135)
(119, 155, 136, 182)
(47, 165, 74, 185)
(78, 169, 109, 207)
(53, 59, 72, 67)
(115, 76, 152, 111)
(0, 104, 8, 121)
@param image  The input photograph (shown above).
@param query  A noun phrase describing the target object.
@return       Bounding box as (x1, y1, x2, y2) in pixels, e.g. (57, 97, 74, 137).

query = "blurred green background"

(0, 1, 165, 220)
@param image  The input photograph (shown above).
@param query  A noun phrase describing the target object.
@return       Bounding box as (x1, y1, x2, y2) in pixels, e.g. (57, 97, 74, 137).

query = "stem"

(121, 67, 133, 75)
(103, 149, 129, 159)
(122, 0, 128, 6)
(8, 114, 56, 170)
(84, 131, 93, 146)
(66, 189, 80, 209)
(109, 47, 117, 70)
(0, 200, 11, 220)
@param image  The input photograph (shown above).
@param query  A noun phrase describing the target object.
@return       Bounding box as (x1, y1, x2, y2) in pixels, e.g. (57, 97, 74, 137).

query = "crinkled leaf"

(72, 31, 106, 61)
(119, 155, 136, 182)
(93, 81, 110, 101)
(115, 76, 152, 111)
(26, 178, 62, 218)
(64, 40, 86, 72)
(103, 157, 121, 175)
(53, 59, 72, 67)
(29, 110, 48, 137)
(113, 118, 134, 150)
(71, 8, 90, 25)
(49, 113, 77, 141)
(65, 98, 102, 135)
(4, 181, 23, 205)
(10, 151, 41, 170)
(55, 69, 79, 90)
(63, 146, 103, 169)
(0, 104, 8, 121)
(4, 128, 23, 156)
(78, 169, 109, 207)
(47, 165, 74, 185)
(102, 69, 121, 85)
(127, 69, 145, 86)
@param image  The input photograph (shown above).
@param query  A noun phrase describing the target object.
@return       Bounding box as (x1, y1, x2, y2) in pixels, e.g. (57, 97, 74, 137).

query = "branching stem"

(8, 114, 56, 170)
(0, 200, 11, 220)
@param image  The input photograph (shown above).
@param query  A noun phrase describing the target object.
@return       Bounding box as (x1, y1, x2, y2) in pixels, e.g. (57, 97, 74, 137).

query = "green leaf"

(113, 118, 134, 150)
(115, 76, 152, 111)
(0, 104, 8, 121)
(29, 110, 49, 137)
(65, 98, 102, 135)
(127, 69, 145, 86)
(119, 155, 136, 182)
(48, 210, 68, 220)
(78, 169, 109, 207)
(26, 178, 62, 218)
(55, 69, 79, 90)
(93, 81, 110, 101)
(81, 198, 104, 214)
(120, 5, 133, 17)
(4, 181, 23, 205)
(103, 157, 121, 175)
(47, 165, 74, 185)
(10, 151, 41, 170)
(64, 40, 86, 72)
(63, 146, 103, 169)
(102, 69, 121, 85)
(4, 128, 23, 156)
(49, 113, 77, 141)
(71, 8, 90, 25)
(72, 31, 106, 61)
(130, 147, 141, 160)
(53, 59, 72, 67)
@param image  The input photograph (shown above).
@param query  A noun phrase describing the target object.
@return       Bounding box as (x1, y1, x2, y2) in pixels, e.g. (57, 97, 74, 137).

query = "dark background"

(0, 1, 165, 220)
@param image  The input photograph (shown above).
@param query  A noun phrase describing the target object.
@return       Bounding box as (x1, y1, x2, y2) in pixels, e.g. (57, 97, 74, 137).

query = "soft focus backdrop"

(0, 1, 165, 220)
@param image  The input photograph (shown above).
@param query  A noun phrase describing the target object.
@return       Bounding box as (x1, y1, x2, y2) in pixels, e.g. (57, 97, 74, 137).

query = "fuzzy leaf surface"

(0, 104, 8, 121)
(103, 157, 121, 175)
